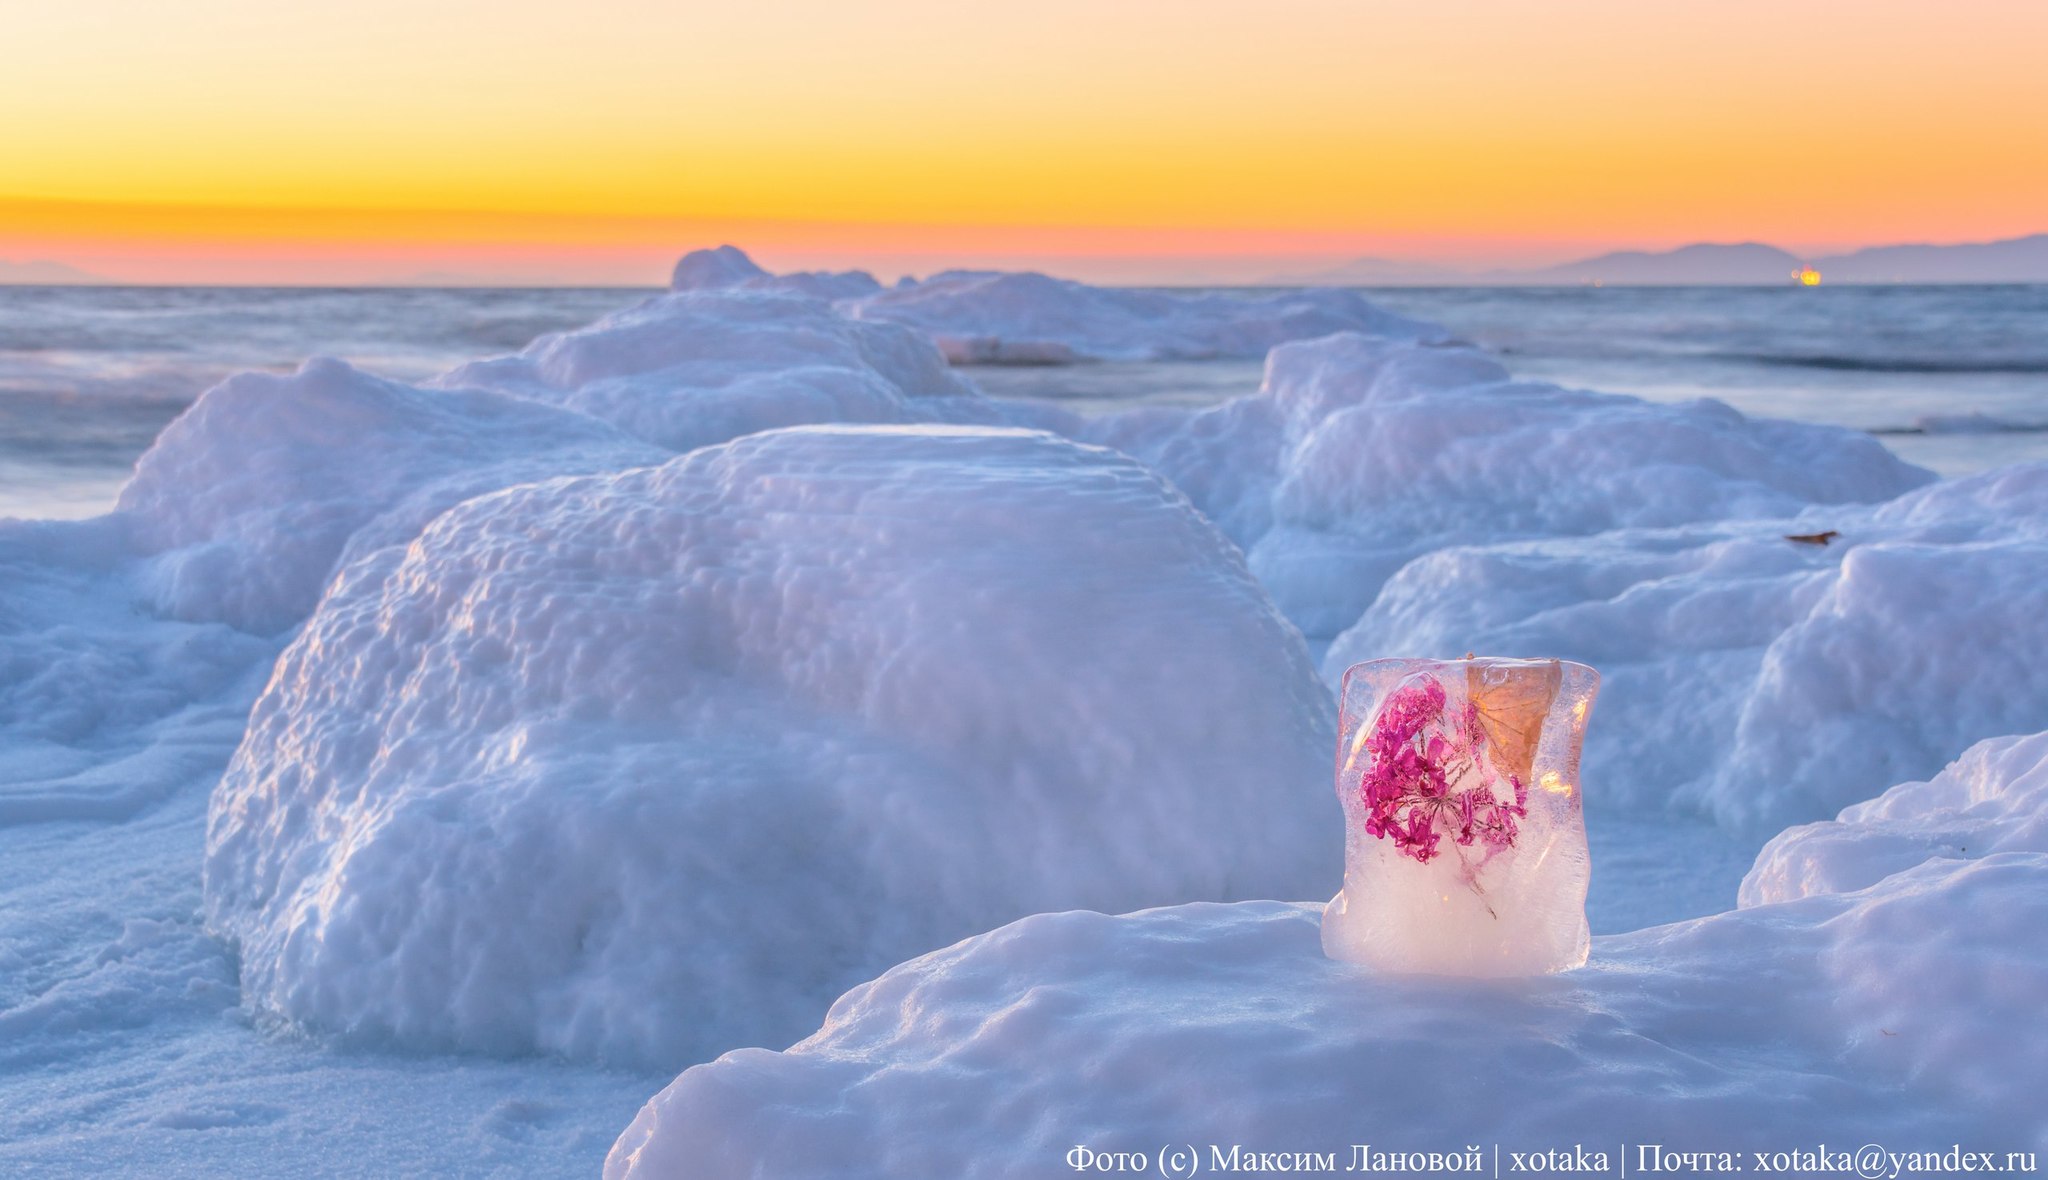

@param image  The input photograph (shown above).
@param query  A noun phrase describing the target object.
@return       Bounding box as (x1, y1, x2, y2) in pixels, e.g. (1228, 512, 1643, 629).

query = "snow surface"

(204, 425, 1334, 1069)
(1331, 461, 2048, 832)
(1087, 332, 1933, 645)
(607, 742, 2048, 1177)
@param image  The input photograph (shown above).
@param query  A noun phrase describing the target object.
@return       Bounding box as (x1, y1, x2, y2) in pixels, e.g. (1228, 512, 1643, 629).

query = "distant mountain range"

(0, 258, 102, 284)
(1291, 233, 2048, 286)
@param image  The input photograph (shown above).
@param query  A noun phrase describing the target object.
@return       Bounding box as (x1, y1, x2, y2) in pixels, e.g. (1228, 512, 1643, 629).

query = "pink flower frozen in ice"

(1357, 675, 1526, 868)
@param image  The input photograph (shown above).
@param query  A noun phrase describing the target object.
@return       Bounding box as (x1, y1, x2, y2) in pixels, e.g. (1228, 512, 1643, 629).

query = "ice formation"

(118, 358, 660, 634)
(1743, 730, 2048, 905)
(204, 425, 1335, 1068)
(668, 244, 884, 302)
(434, 285, 1016, 455)
(846, 268, 1447, 364)
(1332, 461, 2048, 831)
(1088, 332, 1933, 644)
(663, 245, 1447, 364)
(1323, 658, 1598, 975)
(606, 746, 2048, 1177)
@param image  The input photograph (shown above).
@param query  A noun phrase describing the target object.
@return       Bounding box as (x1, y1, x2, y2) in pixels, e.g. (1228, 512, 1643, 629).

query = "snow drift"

(1088, 332, 1933, 644)
(1332, 461, 2048, 831)
(606, 743, 2048, 1178)
(204, 425, 1335, 1069)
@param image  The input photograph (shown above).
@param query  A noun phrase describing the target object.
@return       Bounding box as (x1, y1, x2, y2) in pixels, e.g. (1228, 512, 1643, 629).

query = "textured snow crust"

(1332, 461, 2048, 831)
(608, 744, 2048, 1177)
(204, 425, 1335, 1068)
(1088, 333, 1934, 645)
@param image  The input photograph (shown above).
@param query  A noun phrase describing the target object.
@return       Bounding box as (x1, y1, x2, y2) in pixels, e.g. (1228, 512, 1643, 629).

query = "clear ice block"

(1322, 656, 1599, 975)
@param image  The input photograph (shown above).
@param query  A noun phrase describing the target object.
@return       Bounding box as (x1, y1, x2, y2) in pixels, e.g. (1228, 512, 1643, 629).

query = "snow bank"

(607, 853, 2046, 1176)
(436, 285, 1015, 453)
(205, 425, 1335, 1068)
(118, 358, 659, 635)
(1744, 730, 2048, 905)
(1092, 333, 1932, 643)
(1331, 462, 2048, 831)
(847, 268, 1449, 363)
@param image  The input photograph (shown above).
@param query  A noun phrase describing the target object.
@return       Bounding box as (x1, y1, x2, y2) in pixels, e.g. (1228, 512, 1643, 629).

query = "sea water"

(4, 282, 2045, 521)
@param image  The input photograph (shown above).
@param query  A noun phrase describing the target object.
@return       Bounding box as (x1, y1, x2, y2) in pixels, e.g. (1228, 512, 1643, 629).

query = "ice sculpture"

(1322, 657, 1599, 974)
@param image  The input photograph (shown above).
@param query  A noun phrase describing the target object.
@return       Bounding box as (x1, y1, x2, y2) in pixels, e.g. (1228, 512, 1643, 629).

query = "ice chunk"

(118, 357, 660, 634)
(1323, 657, 1597, 974)
(205, 425, 1335, 1068)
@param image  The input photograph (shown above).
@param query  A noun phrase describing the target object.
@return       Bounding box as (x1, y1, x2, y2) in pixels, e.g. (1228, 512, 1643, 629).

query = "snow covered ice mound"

(668, 244, 884, 302)
(1744, 730, 2048, 905)
(205, 425, 1335, 1068)
(119, 357, 661, 635)
(436, 285, 1011, 453)
(1091, 332, 1933, 644)
(607, 763, 2048, 1177)
(1331, 461, 2048, 831)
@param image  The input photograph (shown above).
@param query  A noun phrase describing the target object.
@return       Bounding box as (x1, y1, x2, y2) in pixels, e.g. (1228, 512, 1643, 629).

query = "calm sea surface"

(3, 283, 2044, 520)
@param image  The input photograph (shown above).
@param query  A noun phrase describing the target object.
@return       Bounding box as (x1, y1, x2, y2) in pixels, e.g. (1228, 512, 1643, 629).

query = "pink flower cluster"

(1358, 676, 1528, 865)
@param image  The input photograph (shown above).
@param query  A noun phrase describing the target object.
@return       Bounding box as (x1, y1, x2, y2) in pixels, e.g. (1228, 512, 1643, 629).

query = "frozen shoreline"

(2, 250, 2043, 1175)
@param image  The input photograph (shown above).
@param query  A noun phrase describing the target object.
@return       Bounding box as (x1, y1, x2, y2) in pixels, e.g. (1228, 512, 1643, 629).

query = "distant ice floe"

(1087, 332, 1933, 646)
(605, 738, 2048, 1177)
(1332, 461, 2048, 832)
(667, 245, 1448, 364)
(204, 425, 1334, 1068)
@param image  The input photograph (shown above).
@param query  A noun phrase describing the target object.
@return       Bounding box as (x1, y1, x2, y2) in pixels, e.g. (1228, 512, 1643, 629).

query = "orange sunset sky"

(3, 0, 2045, 285)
